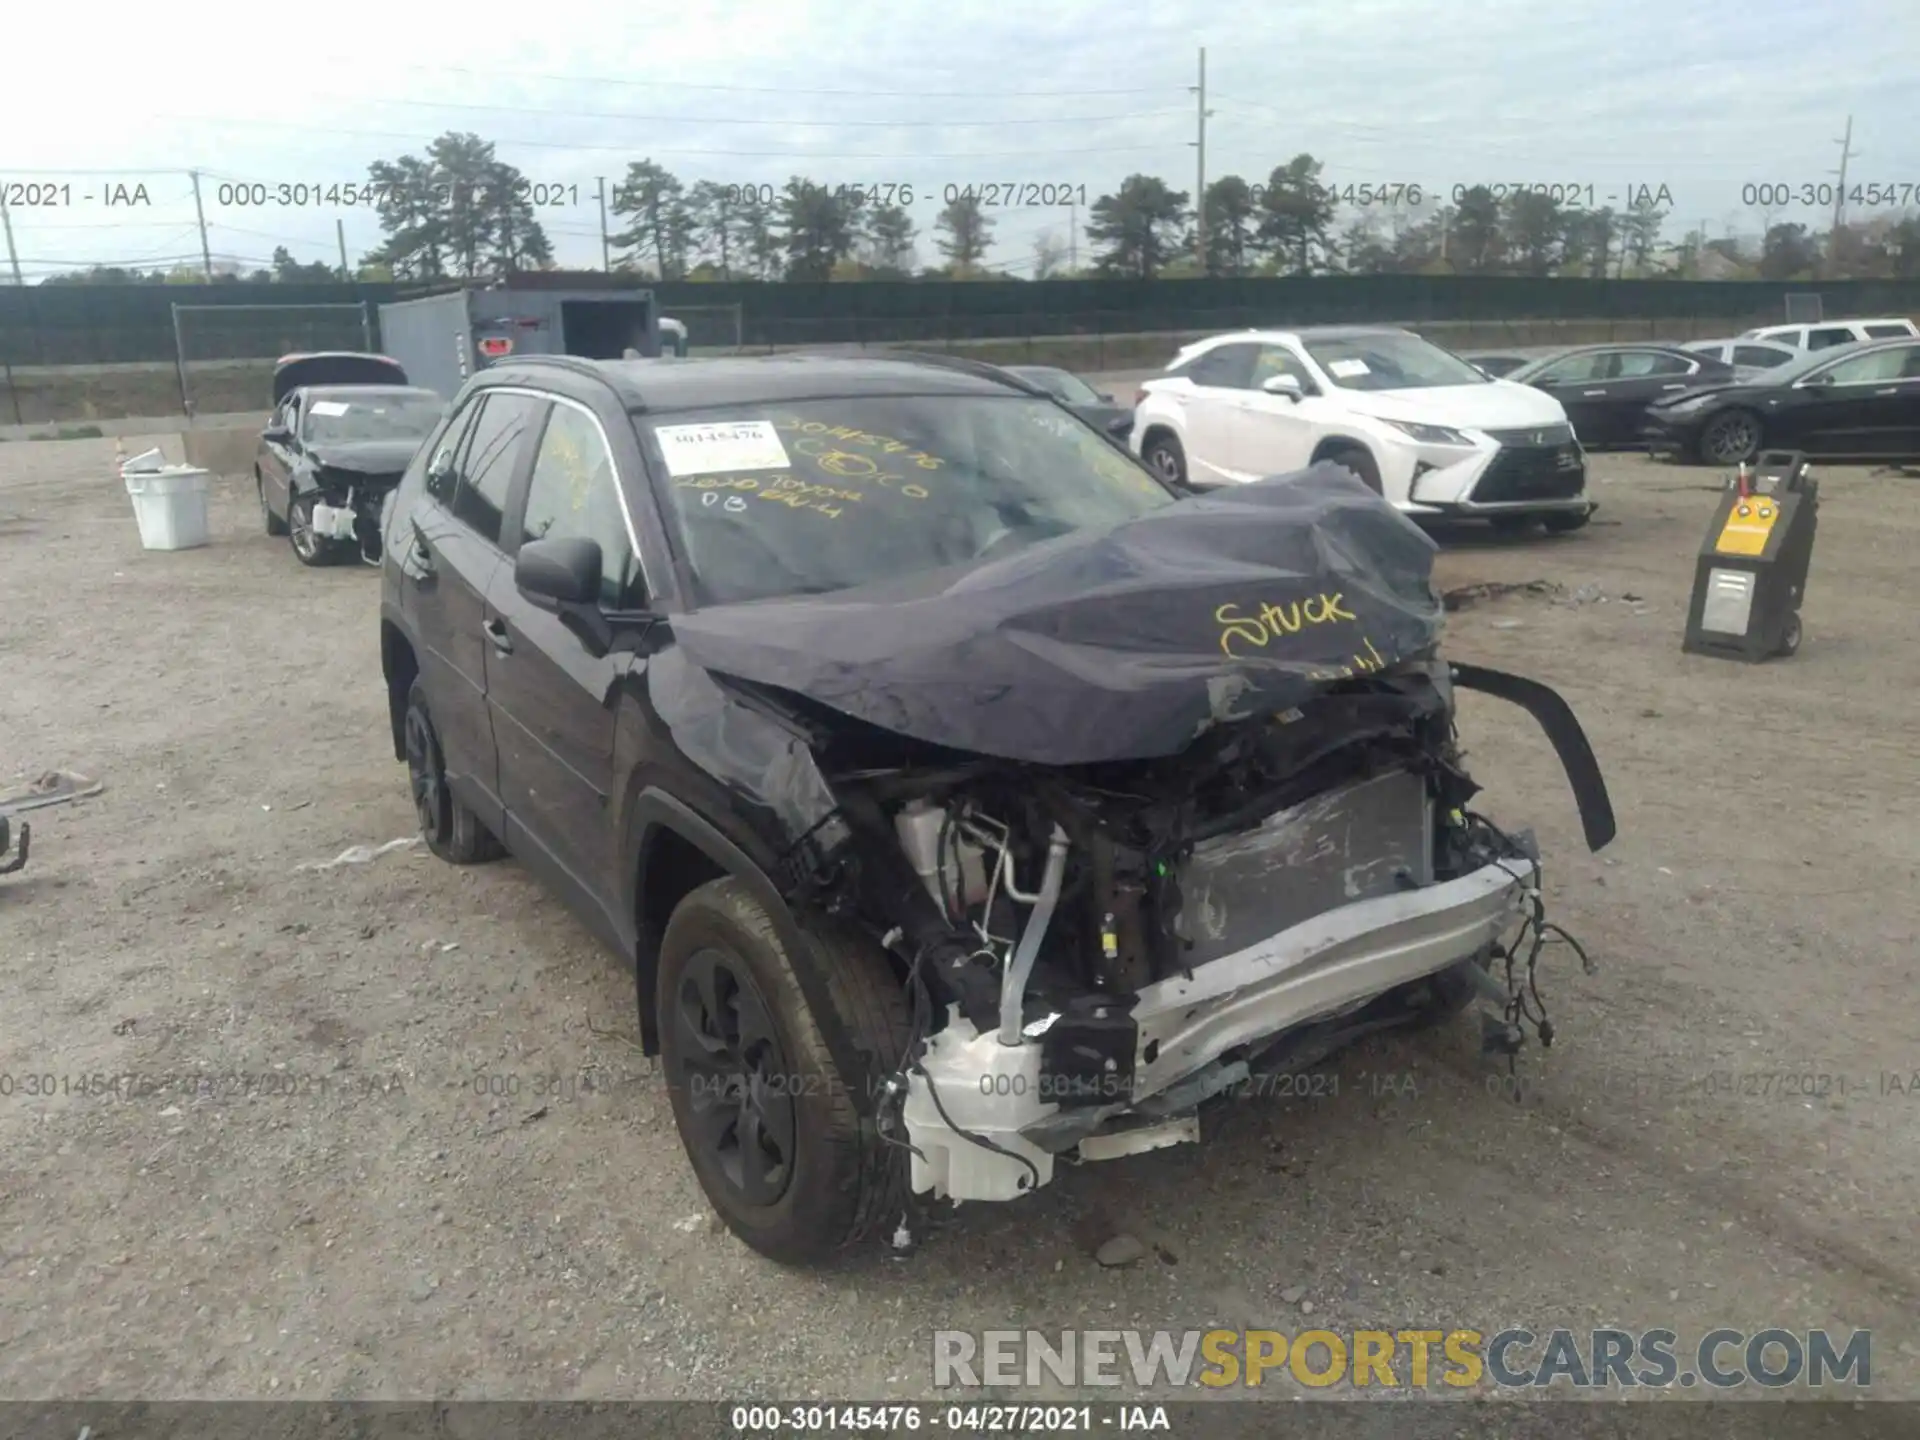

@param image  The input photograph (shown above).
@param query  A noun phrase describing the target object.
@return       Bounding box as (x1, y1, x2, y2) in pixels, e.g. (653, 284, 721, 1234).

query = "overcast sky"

(3, 0, 1914, 280)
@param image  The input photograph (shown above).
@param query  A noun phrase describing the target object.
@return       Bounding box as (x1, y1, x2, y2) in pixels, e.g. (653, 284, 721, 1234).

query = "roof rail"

(826, 348, 1051, 398)
(485, 354, 611, 381)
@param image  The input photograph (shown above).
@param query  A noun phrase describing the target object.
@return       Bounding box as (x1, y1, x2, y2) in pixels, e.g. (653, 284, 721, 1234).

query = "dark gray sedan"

(1002, 365, 1134, 437)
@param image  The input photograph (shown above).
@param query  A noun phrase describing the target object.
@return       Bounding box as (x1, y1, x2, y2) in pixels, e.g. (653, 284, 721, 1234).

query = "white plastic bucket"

(124, 466, 212, 551)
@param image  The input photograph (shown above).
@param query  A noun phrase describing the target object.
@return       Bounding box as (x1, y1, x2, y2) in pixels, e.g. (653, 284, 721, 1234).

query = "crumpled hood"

(668, 462, 1445, 767)
(307, 440, 423, 478)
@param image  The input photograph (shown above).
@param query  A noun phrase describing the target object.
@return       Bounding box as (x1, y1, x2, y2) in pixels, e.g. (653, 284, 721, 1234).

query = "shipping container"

(376, 285, 661, 399)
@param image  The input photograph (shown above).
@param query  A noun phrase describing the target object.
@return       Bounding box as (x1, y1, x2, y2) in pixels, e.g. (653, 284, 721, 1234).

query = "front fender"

(1449, 661, 1616, 852)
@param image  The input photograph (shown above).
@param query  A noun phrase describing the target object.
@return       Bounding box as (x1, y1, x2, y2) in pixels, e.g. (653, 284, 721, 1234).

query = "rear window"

(1863, 322, 1916, 338)
(303, 391, 444, 445)
(1733, 345, 1792, 370)
(642, 396, 1176, 606)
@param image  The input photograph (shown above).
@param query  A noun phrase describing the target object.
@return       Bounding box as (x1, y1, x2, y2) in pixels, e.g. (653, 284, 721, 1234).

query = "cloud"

(2, 0, 1913, 275)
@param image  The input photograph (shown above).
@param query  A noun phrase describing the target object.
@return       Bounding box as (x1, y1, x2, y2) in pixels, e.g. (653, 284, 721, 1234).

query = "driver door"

(485, 396, 647, 942)
(1227, 343, 1324, 477)
(262, 394, 301, 514)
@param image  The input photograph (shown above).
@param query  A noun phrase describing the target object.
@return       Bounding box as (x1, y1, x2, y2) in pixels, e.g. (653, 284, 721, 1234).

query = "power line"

(379, 61, 1186, 99)
(337, 95, 1193, 129)
(150, 112, 1188, 159)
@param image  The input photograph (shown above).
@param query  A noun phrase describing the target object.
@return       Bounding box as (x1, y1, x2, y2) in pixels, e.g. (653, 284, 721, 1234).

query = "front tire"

(1697, 410, 1763, 466)
(1542, 509, 1592, 534)
(1324, 445, 1383, 494)
(287, 493, 337, 567)
(402, 679, 503, 865)
(659, 878, 911, 1265)
(1141, 431, 1187, 486)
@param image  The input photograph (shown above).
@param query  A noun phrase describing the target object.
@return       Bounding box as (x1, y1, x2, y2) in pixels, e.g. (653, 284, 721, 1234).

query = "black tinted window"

(423, 399, 481, 505)
(1613, 351, 1693, 378)
(1733, 346, 1791, 370)
(1808, 328, 1857, 350)
(452, 393, 544, 544)
(1189, 343, 1258, 389)
(521, 403, 644, 608)
(1863, 324, 1914, 339)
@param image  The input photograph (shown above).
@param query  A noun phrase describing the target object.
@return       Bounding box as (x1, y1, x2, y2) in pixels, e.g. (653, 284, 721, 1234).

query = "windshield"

(1302, 333, 1489, 391)
(1013, 368, 1102, 405)
(643, 395, 1177, 606)
(303, 391, 444, 444)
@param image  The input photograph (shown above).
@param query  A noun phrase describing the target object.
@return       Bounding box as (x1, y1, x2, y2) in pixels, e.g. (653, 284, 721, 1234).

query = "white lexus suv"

(1130, 326, 1595, 533)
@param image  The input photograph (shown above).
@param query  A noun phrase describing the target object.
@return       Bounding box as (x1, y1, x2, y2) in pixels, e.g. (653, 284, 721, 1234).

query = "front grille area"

(1472, 443, 1585, 502)
(1482, 423, 1575, 447)
(1173, 769, 1433, 968)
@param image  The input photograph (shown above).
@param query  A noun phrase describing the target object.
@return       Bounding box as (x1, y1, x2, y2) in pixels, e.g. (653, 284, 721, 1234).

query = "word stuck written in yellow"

(1215, 595, 1357, 656)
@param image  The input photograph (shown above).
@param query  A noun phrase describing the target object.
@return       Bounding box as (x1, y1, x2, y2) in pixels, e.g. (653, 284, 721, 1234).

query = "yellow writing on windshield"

(1216, 595, 1359, 657)
(770, 413, 945, 471)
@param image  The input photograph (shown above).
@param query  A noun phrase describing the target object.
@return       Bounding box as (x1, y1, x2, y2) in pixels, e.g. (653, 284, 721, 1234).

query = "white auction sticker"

(1326, 359, 1370, 378)
(308, 400, 351, 416)
(653, 420, 790, 477)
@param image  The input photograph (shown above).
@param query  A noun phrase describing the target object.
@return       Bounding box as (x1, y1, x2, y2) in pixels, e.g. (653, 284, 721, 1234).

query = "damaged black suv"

(379, 351, 1615, 1264)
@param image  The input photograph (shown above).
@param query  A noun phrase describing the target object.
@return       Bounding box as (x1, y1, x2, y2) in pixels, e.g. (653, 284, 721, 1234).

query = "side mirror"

(516, 536, 602, 610)
(1097, 391, 1115, 403)
(1261, 374, 1305, 401)
(426, 447, 457, 484)
(1799, 371, 1834, 388)
(263, 423, 291, 443)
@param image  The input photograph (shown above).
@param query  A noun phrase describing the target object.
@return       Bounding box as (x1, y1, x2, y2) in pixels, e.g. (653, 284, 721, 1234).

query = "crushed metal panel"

(1174, 768, 1432, 967)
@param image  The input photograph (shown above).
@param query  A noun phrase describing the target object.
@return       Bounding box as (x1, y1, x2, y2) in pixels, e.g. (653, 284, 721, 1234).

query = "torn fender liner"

(669, 463, 1445, 766)
(1449, 662, 1617, 852)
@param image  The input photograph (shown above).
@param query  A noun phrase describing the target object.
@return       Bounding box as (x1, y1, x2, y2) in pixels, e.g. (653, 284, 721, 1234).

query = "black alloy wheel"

(1698, 411, 1762, 466)
(671, 947, 799, 1209)
(402, 679, 502, 864)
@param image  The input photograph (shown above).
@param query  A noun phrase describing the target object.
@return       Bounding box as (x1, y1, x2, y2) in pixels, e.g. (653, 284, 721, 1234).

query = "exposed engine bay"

(763, 656, 1611, 1204)
(307, 469, 399, 566)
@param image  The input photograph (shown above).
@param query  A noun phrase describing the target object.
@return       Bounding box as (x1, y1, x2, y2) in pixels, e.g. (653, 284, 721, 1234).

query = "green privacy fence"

(5, 276, 1920, 367)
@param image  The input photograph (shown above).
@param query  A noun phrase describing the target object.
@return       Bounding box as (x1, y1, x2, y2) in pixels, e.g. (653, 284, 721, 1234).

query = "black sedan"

(1644, 336, 1920, 465)
(1462, 352, 1531, 378)
(1504, 344, 1735, 449)
(257, 354, 445, 566)
(1001, 364, 1134, 437)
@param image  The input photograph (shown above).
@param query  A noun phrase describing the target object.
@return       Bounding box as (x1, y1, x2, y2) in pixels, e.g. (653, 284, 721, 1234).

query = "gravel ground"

(0, 435, 1916, 1411)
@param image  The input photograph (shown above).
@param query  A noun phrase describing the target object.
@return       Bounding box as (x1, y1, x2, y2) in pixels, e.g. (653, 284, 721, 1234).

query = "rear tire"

(259, 472, 287, 536)
(403, 679, 503, 865)
(1778, 611, 1802, 657)
(659, 878, 911, 1265)
(1141, 431, 1187, 486)
(1324, 445, 1382, 494)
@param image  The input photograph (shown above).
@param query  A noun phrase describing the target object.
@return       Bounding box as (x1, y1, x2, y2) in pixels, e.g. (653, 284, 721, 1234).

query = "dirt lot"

(1, 435, 1916, 1411)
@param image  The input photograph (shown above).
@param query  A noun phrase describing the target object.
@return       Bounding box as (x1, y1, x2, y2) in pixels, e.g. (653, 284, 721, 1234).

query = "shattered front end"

(671, 463, 1616, 1206)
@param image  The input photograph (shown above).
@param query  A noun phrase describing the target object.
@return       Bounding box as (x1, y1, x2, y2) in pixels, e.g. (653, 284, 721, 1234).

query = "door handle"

(1874, 388, 1898, 396)
(483, 617, 513, 655)
(1581, 389, 1606, 397)
(408, 522, 435, 573)
(1661, 383, 1686, 390)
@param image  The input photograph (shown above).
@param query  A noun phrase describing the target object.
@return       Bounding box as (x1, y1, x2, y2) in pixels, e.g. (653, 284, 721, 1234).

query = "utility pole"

(189, 169, 213, 279)
(336, 218, 350, 280)
(1827, 115, 1856, 279)
(1192, 47, 1209, 273)
(597, 177, 613, 271)
(0, 197, 21, 285)
(1069, 199, 1078, 273)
